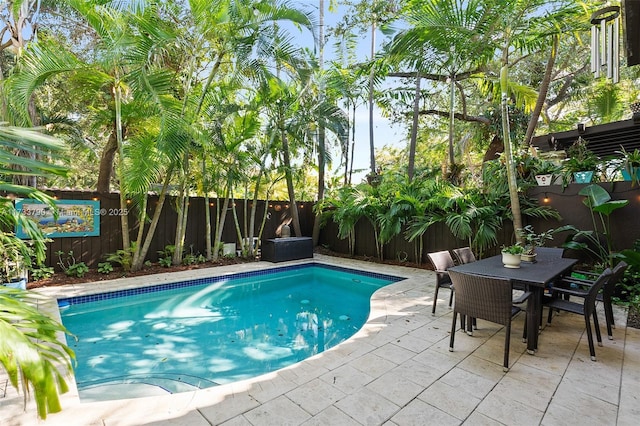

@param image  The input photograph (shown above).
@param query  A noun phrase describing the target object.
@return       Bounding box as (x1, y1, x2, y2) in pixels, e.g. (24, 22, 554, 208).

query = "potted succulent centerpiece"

(617, 146, 640, 185)
(564, 137, 599, 184)
(516, 225, 556, 262)
(501, 244, 524, 268)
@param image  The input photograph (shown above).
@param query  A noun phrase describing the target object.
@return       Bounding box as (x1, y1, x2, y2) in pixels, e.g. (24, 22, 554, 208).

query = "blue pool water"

(59, 263, 401, 401)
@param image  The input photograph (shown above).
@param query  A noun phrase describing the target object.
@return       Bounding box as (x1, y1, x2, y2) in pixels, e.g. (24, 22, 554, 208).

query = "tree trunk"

(524, 35, 558, 147)
(97, 127, 119, 193)
(211, 187, 231, 261)
(407, 73, 421, 181)
(131, 171, 172, 271)
(500, 63, 524, 243)
(368, 20, 377, 176)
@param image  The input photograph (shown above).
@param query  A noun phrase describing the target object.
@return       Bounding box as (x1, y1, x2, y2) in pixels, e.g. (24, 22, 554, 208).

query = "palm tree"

(0, 124, 74, 420)
(384, 0, 497, 179)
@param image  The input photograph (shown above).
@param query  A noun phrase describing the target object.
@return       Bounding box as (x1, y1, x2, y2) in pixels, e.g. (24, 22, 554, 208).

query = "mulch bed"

(26, 257, 253, 289)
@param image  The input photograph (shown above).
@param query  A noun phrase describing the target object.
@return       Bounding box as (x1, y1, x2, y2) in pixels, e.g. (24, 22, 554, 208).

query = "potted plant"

(516, 225, 556, 262)
(501, 244, 524, 268)
(564, 137, 599, 184)
(533, 160, 562, 186)
(1, 234, 29, 290)
(616, 146, 640, 185)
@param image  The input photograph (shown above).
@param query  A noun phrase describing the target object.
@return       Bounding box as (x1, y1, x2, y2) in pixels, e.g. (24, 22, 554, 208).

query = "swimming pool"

(59, 263, 402, 401)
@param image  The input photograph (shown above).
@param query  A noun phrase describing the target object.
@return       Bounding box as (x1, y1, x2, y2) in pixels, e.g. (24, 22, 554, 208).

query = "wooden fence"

(15, 180, 640, 270)
(319, 181, 640, 264)
(36, 190, 315, 269)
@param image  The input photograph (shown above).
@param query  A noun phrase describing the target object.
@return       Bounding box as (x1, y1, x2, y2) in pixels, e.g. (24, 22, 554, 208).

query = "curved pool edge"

(8, 255, 434, 426)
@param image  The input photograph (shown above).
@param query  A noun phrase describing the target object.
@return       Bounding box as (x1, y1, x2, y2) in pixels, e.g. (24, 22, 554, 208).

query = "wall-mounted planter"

(535, 174, 553, 186)
(622, 167, 640, 182)
(573, 171, 594, 184)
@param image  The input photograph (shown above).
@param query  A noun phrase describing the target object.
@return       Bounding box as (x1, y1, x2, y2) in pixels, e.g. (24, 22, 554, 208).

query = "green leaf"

(592, 200, 629, 216)
(578, 184, 611, 207)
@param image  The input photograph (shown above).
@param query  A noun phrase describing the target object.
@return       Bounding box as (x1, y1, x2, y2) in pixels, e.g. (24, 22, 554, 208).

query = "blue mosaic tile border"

(58, 262, 404, 307)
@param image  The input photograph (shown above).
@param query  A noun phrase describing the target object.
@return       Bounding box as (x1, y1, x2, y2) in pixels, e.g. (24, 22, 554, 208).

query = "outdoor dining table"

(449, 248, 578, 354)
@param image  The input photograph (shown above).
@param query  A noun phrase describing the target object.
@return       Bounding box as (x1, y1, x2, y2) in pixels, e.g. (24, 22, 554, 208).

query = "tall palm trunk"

(114, 80, 131, 252)
(500, 58, 523, 243)
(524, 35, 558, 146)
(312, 0, 326, 246)
(368, 20, 377, 176)
(407, 73, 421, 181)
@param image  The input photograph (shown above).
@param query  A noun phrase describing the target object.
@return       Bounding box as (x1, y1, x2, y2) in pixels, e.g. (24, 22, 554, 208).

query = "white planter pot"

(222, 243, 236, 257)
(501, 252, 522, 269)
(535, 174, 554, 186)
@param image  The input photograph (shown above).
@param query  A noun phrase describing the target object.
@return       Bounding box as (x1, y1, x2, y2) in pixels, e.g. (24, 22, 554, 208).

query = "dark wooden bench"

(261, 237, 313, 262)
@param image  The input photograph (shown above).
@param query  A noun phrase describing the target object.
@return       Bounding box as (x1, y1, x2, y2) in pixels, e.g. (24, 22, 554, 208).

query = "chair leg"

(449, 312, 457, 352)
(448, 288, 454, 307)
(503, 322, 511, 372)
(466, 317, 473, 336)
(432, 285, 440, 315)
(592, 310, 603, 346)
(547, 303, 554, 325)
(584, 315, 597, 361)
(603, 299, 614, 338)
(522, 314, 528, 343)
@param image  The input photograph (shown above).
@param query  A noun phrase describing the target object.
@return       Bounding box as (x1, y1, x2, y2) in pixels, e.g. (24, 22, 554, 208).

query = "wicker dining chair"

(427, 250, 456, 315)
(448, 270, 530, 372)
(551, 262, 626, 340)
(452, 247, 476, 265)
(546, 268, 613, 361)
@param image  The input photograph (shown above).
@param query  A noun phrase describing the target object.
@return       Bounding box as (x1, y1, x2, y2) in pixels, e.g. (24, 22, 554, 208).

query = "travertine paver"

(1, 254, 637, 426)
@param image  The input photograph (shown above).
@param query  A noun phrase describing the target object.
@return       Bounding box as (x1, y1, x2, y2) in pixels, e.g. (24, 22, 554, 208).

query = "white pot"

(222, 243, 236, 257)
(535, 174, 553, 186)
(521, 253, 537, 263)
(502, 252, 522, 269)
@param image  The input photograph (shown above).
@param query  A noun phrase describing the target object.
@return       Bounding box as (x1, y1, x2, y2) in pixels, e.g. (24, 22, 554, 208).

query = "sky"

(291, 1, 408, 182)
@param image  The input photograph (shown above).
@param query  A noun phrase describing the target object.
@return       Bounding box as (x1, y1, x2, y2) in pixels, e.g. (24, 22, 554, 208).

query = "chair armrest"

(512, 291, 532, 304)
(549, 286, 589, 298)
(559, 277, 595, 287)
(572, 269, 599, 277)
(434, 269, 449, 275)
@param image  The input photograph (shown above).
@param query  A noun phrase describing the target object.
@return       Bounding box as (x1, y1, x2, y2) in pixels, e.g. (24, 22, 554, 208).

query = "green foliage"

(105, 244, 136, 272)
(30, 266, 54, 281)
(55, 250, 89, 278)
(614, 240, 640, 308)
(564, 137, 600, 173)
(158, 245, 175, 267)
(501, 244, 524, 255)
(0, 124, 71, 419)
(561, 184, 629, 268)
(0, 289, 75, 420)
(516, 225, 558, 255)
(182, 246, 206, 266)
(97, 262, 113, 274)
